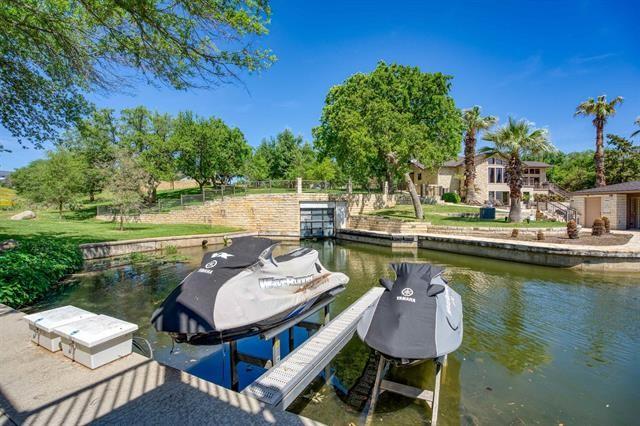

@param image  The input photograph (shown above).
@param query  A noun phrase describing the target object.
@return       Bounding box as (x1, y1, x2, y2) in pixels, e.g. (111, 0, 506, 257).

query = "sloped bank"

(337, 228, 640, 271)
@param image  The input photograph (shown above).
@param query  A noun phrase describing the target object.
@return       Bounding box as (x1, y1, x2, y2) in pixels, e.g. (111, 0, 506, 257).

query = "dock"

(0, 304, 321, 425)
(243, 287, 385, 408)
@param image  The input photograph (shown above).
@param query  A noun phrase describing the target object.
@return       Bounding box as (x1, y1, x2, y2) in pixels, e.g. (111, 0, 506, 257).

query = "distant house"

(570, 181, 640, 229)
(0, 170, 10, 183)
(409, 154, 551, 205)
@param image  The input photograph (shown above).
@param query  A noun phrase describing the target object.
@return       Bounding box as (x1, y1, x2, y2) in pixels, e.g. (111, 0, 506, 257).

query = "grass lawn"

(372, 204, 566, 228)
(0, 209, 240, 244)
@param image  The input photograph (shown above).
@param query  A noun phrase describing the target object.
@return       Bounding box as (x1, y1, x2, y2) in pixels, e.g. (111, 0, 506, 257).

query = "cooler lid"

(54, 314, 138, 347)
(23, 306, 96, 333)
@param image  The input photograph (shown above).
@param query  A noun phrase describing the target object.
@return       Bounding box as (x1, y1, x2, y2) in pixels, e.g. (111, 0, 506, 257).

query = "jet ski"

(357, 263, 462, 365)
(151, 236, 349, 345)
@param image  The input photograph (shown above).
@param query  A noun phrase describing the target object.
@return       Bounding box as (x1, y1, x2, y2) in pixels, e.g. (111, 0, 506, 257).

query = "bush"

(0, 238, 83, 308)
(536, 230, 545, 241)
(592, 218, 605, 236)
(567, 220, 579, 239)
(601, 216, 611, 233)
(442, 192, 461, 203)
(535, 210, 544, 221)
(511, 229, 519, 238)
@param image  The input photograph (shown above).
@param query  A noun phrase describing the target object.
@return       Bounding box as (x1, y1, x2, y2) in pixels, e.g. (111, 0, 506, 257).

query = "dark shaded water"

(30, 241, 640, 425)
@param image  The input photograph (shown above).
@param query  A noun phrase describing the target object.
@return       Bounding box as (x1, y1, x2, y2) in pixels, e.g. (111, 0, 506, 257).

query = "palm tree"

(575, 95, 624, 187)
(462, 106, 498, 204)
(481, 117, 554, 222)
(632, 117, 640, 138)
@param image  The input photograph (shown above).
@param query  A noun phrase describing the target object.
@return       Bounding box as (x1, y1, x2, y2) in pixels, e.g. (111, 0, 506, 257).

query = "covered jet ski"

(357, 263, 462, 364)
(151, 236, 349, 345)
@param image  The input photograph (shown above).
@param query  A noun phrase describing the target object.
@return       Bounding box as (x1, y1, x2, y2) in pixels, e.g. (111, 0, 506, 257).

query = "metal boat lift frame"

(364, 354, 446, 426)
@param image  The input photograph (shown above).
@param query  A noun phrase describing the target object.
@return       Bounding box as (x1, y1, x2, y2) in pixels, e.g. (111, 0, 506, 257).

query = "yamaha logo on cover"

(397, 287, 416, 303)
(205, 260, 218, 269)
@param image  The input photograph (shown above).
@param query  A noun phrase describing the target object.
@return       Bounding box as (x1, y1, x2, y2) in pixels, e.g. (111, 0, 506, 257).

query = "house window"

(489, 167, 505, 183)
(417, 173, 422, 181)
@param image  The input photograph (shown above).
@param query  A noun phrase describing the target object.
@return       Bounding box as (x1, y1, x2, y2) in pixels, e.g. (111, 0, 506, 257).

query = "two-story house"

(409, 154, 551, 205)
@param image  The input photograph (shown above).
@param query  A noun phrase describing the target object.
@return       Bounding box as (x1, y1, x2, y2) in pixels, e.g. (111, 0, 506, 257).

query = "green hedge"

(441, 192, 461, 203)
(0, 238, 84, 308)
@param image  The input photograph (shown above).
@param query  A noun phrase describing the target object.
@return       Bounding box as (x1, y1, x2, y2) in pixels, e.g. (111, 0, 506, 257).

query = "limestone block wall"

(348, 215, 432, 234)
(97, 192, 396, 237)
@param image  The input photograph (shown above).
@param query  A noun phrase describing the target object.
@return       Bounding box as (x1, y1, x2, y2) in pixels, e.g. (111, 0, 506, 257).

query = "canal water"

(30, 240, 640, 425)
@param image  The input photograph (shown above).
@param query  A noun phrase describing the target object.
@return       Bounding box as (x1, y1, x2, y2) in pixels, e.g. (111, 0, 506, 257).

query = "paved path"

(0, 305, 321, 426)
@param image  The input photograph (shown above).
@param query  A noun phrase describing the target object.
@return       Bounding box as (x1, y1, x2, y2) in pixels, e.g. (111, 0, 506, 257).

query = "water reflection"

(27, 240, 640, 425)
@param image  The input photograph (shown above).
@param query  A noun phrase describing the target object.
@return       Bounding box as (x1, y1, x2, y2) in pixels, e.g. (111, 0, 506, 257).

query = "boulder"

(10, 210, 36, 220)
(0, 239, 18, 251)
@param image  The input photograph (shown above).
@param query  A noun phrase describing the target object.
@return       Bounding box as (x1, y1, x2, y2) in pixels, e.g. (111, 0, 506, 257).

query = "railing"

(536, 200, 578, 223)
(95, 180, 383, 217)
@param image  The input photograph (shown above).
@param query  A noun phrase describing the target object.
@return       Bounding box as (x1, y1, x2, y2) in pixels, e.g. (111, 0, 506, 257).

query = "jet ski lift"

(364, 354, 447, 426)
(228, 287, 340, 391)
(358, 263, 463, 425)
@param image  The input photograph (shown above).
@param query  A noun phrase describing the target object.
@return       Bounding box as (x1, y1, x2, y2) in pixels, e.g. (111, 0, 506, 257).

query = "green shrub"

(441, 192, 461, 203)
(163, 245, 178, 255)
(0, 238, 83, 308)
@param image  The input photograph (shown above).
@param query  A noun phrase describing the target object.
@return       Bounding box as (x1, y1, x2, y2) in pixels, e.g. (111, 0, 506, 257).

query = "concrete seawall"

(337, 228, 640, 271)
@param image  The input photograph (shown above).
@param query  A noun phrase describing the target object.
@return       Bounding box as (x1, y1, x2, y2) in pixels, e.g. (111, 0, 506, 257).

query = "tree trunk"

(119, 207, 124, 231)
(507, 154, 523, 222)
(463, 130, 479, 204)
(89, 191, 96, 202)
(594, 121, 606, 187)
(59, 201, 63, 219)
(404, 172, 424, 220)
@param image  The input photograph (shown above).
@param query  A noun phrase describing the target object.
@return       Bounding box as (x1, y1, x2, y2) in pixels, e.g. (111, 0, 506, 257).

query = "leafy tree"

(119, 107, 177, 203)
(215, 127, 251, 184)
(244, 149, 270, 181)
(461, 106, 497, 204)
(575, 95, 624, 187)
(0, 0, 274, 147)
(314, 62, 463, 219)
(307, 157, 340, 183)
(482, 118, 554, 222)
(286, 142, 316, 180)
(605, 134, 640, 184)
(174, 112, 249, 188)
(11, 150, 86, 217)
(545, 151, 596, 192)
(632, 117, 640, 138)
(106, 150, 148, 231)
(59, 108, 117, 201)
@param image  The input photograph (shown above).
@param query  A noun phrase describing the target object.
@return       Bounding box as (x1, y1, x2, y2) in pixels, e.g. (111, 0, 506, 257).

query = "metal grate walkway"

(242, 287, 384, 409)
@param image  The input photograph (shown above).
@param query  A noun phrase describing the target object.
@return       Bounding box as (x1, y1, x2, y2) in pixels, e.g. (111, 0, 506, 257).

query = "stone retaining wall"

(348, 214, 568, 235)
(97, 193, 395, 237)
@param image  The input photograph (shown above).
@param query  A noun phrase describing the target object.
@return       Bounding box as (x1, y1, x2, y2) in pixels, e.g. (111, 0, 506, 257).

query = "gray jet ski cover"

(357, 263, 463, 360)
(151, 236, 348, 337)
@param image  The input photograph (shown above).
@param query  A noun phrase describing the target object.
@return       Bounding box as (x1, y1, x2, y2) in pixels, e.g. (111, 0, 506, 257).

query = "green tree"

(461, 106, 498, 204)
(59, 108, 117, 201)
(119, 107, 177, 203)
(106, 150, 148, 231)
(605, 134, 640, 185)
(0, 0, 274, 147)
(244, 149, 270, 181)
(314, 62, 463, 219)
(482, 117, 554, 222)
(174, 113, 248, 189)
(545, 151, 596, 192)
(575, 95, 624, 187)
(11, 150, 85, 217)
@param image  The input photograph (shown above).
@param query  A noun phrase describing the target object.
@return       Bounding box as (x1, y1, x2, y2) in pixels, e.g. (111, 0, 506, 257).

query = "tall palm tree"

(632, 117, 640, 138)
(575, 95, 624, 187)
(462, 106, 498, 204)
(481, 117, 554, 222)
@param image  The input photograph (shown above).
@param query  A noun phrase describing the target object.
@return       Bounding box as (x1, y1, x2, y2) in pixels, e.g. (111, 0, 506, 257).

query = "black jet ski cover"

(151, 236, 276, 336)
(357, 263, 463, 361)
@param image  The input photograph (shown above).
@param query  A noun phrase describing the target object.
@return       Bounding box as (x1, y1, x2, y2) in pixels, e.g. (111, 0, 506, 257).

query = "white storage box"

(54, 315, 139, 369)
(23, 306, 96, 352)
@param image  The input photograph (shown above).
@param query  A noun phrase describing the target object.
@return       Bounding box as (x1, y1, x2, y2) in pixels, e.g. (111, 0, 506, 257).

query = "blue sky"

(2, 0, 639, 170)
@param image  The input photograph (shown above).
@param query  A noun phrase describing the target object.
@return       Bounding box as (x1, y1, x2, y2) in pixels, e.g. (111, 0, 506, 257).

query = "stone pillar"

(383, 181, 389, 196)
(347, 179, 353, 194)
(296, 177, 302, 194)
